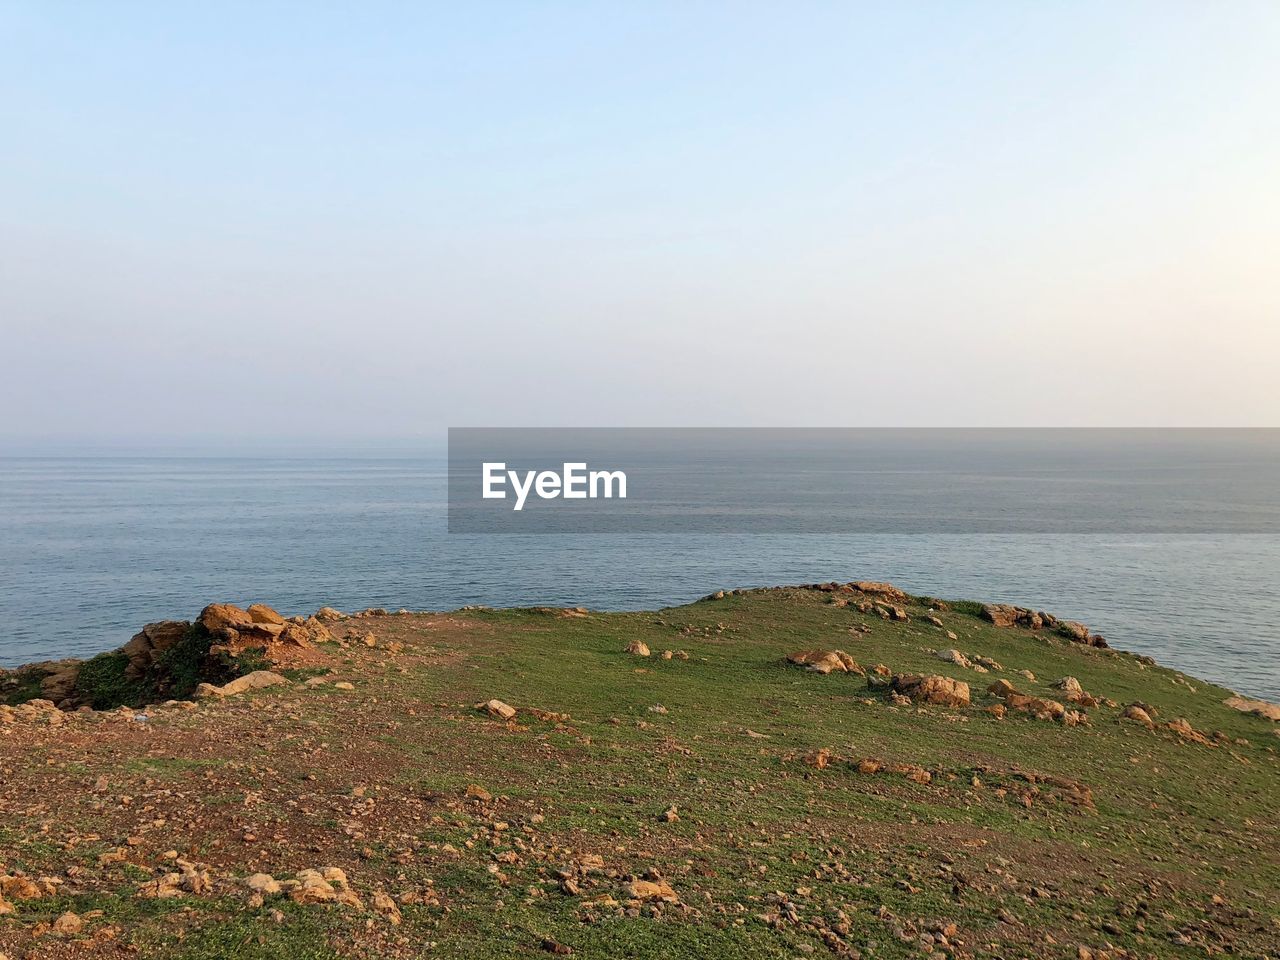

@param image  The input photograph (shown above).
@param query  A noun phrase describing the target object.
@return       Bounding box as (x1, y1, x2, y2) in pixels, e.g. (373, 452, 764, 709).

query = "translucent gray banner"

(447, 428, 1280, 533)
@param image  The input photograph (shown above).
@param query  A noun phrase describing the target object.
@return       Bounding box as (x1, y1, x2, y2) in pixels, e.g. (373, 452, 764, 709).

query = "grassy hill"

(1, 584, 1277, 959)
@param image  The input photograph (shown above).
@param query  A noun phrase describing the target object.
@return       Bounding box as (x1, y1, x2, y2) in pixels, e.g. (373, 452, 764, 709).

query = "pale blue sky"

(2, 2, 1278, 450)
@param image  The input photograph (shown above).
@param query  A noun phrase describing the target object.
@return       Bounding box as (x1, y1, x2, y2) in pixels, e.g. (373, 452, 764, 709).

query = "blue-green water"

(2, 457, 1278, 700)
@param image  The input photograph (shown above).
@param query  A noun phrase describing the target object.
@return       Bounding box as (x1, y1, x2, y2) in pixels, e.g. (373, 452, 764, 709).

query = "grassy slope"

(1, 587, 1277, 959)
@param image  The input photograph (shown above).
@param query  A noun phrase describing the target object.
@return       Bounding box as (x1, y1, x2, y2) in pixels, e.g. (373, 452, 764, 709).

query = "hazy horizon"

(3, 2, 1279, 448)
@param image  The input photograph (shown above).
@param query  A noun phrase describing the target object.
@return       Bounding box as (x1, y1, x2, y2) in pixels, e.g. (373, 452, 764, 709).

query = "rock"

(891, 674, 970, 708)
(280, 616, 334, 648)
(622, 879, 678, 903)
(121, 621, 191, 679)
(466, 784, 492, 802)
(372, 890, 402, 924)
(987, 679, 1017, 697)
(788, 649, 863, 675)
(178, 859, 212, 894)
(1057, 621, 1090, 642)
(1005, 693, 1067, 720)
(851, 581, 909, 602)
(246, 873, 281, 895)
(51, 911, 83, 936)
(247, 603, 286, 625)
(981, 604, 1020, 628)
(626, 641, 651, 657)
(1223, 695, 1280, 722)
(194, 670, 288, 699)
(803, 749, 831, 770)
(1018, 669, 1037, 682)
(1166, 717, 1213, 745)
(1121, 704, 1155, 728)
(478, 699, 517, 720)
(974, 656, 1003, 672)
(1053, 676, 1083, 694)
(986, 703, 1007, 719)
(197, 603, 254, 637)
(39, 663, 82, 705)
(934, 649, 971, 668)
(137, 872, 183, 898)
(361, 632, 377, 647)
(333, 681, 355, 691)
(315, 606, 347, 621)
(290, 869, 337, 904)
(0, 875, 54, 900)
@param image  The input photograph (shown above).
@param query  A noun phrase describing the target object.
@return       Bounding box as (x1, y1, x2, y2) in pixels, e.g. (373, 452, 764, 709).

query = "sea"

(2, 455, 1278, 701)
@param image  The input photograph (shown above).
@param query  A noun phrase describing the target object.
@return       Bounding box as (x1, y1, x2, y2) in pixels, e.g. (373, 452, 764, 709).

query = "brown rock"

(787, 649, 863, 675)
(478, 699, 517, 721)
(981, 604, 1020, 628)
(193, 670, 288, 699)
(891, 674, 970, 708)
(626, 640, 651, 657)
(1005, 692, 1066, 720)
(1121, 703, 1155, 728)
(121, 621, 191, 679)
(372, 889, 402, 924)
(850, 581, 909, 602)
(1223, 695, 1280, 722)
(247, 603, 286, 625)
(622, 879, 678, 903)
(987, 679, 1017, 697)
(52, 911, 83, 936)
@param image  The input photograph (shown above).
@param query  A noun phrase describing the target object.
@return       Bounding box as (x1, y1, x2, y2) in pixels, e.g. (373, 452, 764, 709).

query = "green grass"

(2, 586, 1277, 959)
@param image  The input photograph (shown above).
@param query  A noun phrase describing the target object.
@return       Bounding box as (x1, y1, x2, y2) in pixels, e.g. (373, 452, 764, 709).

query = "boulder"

(787, 649, 863, 675)
(1122, 703, 1155, 728)
(246, 873, 281, 895)
(278, 619, 321, 647)
(934, 649, 971, 668)
(52, 911, 84, 936)
(194, 670, 288, 699)
(626, 641, 651, 657)
(198, 603, 254, 637)
(478, 699, 517, 720)
(891, 674, 970, 708)
(247, 603, 286, 625)
(987, 679, 1017, 697)
(1005, 693, 1066, 720)
(1053, 676, 1083, 694)
(981, 604, 1020, 628)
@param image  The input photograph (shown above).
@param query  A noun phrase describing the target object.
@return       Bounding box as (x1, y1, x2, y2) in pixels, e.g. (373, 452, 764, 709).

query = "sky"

(2, 1, 1278, 451)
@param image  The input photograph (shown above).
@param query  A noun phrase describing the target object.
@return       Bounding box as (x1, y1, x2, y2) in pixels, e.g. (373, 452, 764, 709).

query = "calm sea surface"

(2, 457, 1278, 701)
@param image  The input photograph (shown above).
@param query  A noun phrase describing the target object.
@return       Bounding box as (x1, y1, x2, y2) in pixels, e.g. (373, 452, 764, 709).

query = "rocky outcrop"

(1223, 695, 1280, 722)
(981, 604, 1108, 648)
(198, 603, 333, 654)
(121, 621, 191, 679)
